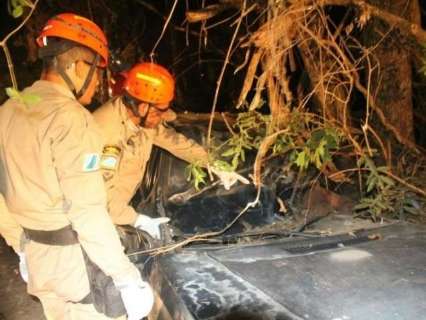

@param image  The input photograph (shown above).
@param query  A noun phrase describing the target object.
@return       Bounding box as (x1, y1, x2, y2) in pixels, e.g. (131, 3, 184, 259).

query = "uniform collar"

(33, 80, 76, 100)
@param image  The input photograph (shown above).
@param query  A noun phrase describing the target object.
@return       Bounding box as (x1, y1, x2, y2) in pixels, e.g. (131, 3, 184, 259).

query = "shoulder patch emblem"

(100, 145, 121, 171)
(82, 153, 100, 172)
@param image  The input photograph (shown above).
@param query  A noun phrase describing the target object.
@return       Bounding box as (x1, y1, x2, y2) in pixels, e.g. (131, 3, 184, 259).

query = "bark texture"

(365, 0, 419, 142)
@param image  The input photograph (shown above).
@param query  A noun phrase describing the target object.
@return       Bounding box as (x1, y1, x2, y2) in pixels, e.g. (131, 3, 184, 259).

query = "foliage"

(271, 113, 307, 155)
(220, 112, 270, 170)
(185, 162, 207, 191)
(7, 0, 33, 18)
(185, 108, 346, 189)
(292, 127, 341, 171)
(212, 159, 234, 172)
(5, 87, 40, 106)
(354, 156, 423, 220)
(355, 187, 423, 221)
(355, 187, 424, 220)
(207, 107, 422, 222)
(219, 111, 342, 173)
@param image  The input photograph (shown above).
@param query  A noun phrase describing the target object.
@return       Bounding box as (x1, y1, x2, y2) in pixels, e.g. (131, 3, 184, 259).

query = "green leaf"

(310, 129, 324, 145)
(221, 148, 236, 157)
(357, 156, 365, 168)
(295, 150, 309, 170)
(213, 160, 233, 172)
(193, 174, 206, 190)
(5, 87, 21, 99)
(375, 200, 388, 210)
(231, 155, 239, 170)
(6, 88, 40, 106)
(354, 201, 372, 211)
(366, 175, 377, 193)
(12, 5, 23, 18)
(19, 0, 33, 6)
(324, 132, 338, 149)
(186, 163, 207, 191)
(322, 149, 332, 164)
(22, 93, 41, 105)
(364, 156, 377, 172)
(311, 139, 326, 169)
(317, 139, 326, 158)
(380, 176, 395, 187)
(376, 166, 389, 174)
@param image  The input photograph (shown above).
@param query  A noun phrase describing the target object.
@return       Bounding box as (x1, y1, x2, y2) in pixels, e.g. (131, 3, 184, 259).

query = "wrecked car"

(126, 120, 426, 320)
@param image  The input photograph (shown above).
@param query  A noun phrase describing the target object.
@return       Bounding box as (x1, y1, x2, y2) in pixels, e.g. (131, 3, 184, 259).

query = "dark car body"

(133, 121, 426, 320)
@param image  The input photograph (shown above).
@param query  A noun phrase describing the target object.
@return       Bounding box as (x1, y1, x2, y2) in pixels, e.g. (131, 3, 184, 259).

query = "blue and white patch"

(82, 153, 100, 172)
(100, 156, 118, 170)
(100, 145, 121, 171)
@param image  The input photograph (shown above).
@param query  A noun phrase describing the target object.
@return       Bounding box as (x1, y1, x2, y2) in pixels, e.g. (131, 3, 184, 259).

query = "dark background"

(0, 0, 255, 112)
(1, 0, 426, 142)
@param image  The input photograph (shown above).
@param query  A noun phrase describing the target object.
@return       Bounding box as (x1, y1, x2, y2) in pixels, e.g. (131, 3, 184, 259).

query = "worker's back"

(0, 80, 103, 231)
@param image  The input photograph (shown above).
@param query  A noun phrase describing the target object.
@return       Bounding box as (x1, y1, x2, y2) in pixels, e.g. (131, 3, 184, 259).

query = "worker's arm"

(51, 107, 141, 285)
(105, 184, 138, 226)
(154, 124, 249, 189)
(0, 193, 23, 253)
(154, 124, 210, 166)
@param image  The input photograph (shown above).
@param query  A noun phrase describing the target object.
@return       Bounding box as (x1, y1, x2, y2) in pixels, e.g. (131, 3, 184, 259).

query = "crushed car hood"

(154, 223, 426, 320)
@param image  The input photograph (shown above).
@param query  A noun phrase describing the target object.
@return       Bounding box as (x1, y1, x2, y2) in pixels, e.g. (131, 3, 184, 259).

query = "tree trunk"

(365, 0, 419, 143)
(299, 36, 350, 127)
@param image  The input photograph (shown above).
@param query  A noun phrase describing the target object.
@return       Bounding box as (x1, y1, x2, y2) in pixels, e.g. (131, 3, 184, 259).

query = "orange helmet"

(124, 62, 175, 104)
(36, 13, 108, 67)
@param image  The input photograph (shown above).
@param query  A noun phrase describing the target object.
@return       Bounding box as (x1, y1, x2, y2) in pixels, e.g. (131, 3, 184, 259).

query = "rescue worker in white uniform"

(93, 62, 249, 239)
(0, 13, 153, 320)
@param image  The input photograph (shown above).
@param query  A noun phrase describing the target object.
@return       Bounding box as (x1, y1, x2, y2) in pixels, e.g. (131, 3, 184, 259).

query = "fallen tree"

(187, 0, 426, 221)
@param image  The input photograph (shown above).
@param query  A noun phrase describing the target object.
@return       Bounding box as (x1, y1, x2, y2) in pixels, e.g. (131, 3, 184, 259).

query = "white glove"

(210, 167, 250, 190)
(17, 252, 28, 283)
(118, 281, 154, 320)
(134, 214, 170, 240)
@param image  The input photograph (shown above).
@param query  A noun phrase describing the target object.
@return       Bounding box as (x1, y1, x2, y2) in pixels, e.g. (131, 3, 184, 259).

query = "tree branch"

(134, 0, 199, 36)
(0, 0, 39, 90)
(186, 0, 258, 23)
(310, 0, 426, 43)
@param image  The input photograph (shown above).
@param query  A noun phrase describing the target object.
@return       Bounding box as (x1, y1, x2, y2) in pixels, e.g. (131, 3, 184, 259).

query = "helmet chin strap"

(56, 54, 100, 100)
(139, 110, 150, 127)
(122, 94, 151, 126)
(54, 57, 77, 97)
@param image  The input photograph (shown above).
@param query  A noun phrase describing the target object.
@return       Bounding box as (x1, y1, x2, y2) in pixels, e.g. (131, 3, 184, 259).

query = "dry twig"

(150, 0, 179, 59)
(1, 0, 39, 89)
(207, 1, 252, 147)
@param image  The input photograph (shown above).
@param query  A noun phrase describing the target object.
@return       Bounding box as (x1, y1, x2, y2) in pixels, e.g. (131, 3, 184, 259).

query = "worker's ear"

(74, 60, 88, 80)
